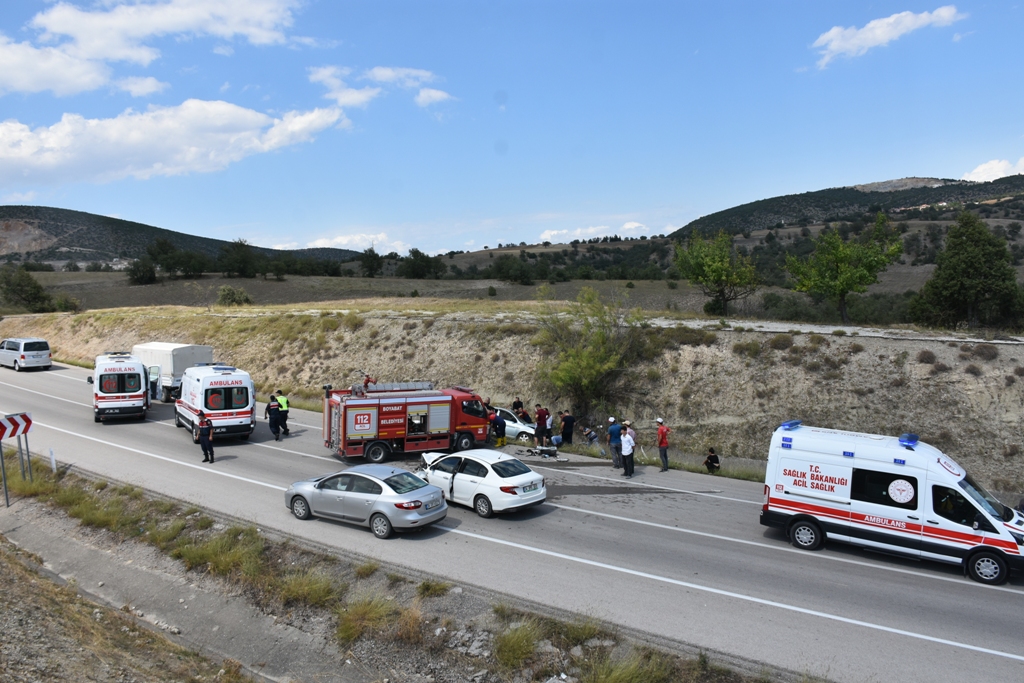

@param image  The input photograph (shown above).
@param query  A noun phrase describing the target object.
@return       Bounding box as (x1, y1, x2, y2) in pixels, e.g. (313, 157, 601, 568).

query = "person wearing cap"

(489, 410, 507, 448)
(264, 395, 282, 441)
(275, 390, 290, 436)
(620, 425, 636, 478)
(606, 417, 622, 468)
(197, 411, 214, 463)
(623, 420, 636, 443)
(655, 418, 671, 472)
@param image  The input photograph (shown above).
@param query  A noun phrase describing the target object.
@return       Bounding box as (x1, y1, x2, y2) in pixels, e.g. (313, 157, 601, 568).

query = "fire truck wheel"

(474, 495, 494, 518)
(290, 496, 311, 520)
(789, 520, 823, 551)
(370, 513, 393, 539)
(967, 551, 1008, 585)
(455, 433, 474, 451)
(365, 442, 390, 464)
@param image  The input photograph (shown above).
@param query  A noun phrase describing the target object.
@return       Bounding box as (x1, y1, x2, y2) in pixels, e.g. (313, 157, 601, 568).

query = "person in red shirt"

(656, 417, 671, 472)
(534, 404, 550, 447)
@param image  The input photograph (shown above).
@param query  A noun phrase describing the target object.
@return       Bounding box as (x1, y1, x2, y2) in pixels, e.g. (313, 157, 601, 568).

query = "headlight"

(1010, 531, 1024, 546)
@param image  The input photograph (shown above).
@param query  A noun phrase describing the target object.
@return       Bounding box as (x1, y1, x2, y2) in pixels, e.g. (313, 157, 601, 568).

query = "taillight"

(394, 500, 422, 509)
(500, 486, 518, 495)
(20, 354, 25, 360)
(763, 484, 770, 511)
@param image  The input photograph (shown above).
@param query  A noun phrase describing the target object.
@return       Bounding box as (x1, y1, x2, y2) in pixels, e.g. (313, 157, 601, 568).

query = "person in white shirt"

(621, 429, 636, 478)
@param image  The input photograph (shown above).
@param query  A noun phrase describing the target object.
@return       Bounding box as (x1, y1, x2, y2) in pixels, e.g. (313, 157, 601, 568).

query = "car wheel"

(291, 496, 312, 520)
(789, 520, 823, 551)
(365, 442, 390, 464)
(239, 433, 250, 441)
(516, 432, 532, 443)
(967, 551, 1008, 585)
(94, 414, 101, 423)
(455, 433, 474, 451)
(192, 426, 200, 444)
(161, 387, 172, 403)
(370, 513, 393, 539)
(474, 495, 494, 518)
(13, 361, 21, 372)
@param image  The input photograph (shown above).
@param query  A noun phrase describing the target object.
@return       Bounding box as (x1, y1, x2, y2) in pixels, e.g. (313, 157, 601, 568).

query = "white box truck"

(131, 342, 214, 403)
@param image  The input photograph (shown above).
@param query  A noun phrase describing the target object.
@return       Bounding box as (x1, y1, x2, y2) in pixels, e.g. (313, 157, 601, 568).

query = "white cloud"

(962, 158, 1024, 183)
(813, 5, 966, 68)
(414, 88, 452, 107)
(1, 191, 37, 204)
(306, 232, 411, 253)
(0, 34, 109, 96)
(621, 221, 646, 232)
(30, 0, 300, 65)
(363, 67, 435, 87)
(213, 45, 234, 56)
(117, 76, 169, 96)
(0, 99, 342, 184)
(271, 241, 299, 249)
(540, 221, 649, 243)
(309, 66, 381, 109)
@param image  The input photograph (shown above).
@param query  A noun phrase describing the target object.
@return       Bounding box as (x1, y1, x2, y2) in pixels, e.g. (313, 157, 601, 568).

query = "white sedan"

(418, 449, 546, 517)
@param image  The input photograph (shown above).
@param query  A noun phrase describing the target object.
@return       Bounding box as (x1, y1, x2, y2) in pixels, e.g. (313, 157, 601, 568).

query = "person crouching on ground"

(703, 447, 721, 474)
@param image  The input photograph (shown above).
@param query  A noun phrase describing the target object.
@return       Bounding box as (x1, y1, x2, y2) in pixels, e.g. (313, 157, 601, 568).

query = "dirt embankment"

(3, 304, 1024, 492)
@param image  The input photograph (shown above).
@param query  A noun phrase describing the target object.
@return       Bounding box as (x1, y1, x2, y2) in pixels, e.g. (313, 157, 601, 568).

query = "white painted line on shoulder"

(549, 503, 1024, 593)
(147, 416, 336, 462)
(0, 380, 92, 407)
(442, 526, 1024, 663)
(533, 464, 758, 504)
(27, 418, 287, 492)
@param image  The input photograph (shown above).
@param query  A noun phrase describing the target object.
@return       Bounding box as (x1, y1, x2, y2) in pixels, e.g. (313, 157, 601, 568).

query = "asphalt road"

(2, 363, 1023, 682)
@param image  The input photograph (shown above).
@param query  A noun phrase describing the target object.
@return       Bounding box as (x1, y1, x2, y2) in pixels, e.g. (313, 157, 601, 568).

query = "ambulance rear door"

(847, 463, 923, 558)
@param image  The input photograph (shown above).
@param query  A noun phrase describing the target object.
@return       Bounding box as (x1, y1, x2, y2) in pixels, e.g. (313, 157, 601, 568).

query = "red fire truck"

(322, 381, 491, 462)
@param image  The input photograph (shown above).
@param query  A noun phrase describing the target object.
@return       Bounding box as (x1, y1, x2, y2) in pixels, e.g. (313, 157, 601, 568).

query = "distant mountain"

(672, 175, 1024, 238)
(0, 206, 360, 263)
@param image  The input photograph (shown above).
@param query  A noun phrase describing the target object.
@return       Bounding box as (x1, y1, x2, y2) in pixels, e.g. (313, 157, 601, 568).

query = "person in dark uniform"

(511, 396, 523, 413)
(703, 447, 721, 474)
(489, 411, 507, 448)
(275, 390, 290, 436)
(198, 411, 214, 463)
(265, 395, 281, 441)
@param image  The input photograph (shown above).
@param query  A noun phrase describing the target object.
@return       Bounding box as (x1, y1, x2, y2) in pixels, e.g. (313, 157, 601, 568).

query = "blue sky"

(1, 1, 1022, 255)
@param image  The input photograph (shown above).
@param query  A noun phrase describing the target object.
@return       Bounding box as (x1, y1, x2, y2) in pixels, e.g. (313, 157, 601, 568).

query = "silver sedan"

(284, 464, 447, 539)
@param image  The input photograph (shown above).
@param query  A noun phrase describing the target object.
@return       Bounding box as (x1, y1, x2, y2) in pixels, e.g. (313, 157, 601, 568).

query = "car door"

(344, 475, 383, 523)
(310, 474, 351, 519)
(0, 340, 11, 367)
(428, 456, 462, 500)
(452, 458, 487, 504)
(922, 483, 994, 564)
(848, 467, 923, 557)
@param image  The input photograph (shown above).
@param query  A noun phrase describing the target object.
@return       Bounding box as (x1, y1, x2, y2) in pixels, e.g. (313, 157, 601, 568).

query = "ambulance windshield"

(959, 473, 1011, 522)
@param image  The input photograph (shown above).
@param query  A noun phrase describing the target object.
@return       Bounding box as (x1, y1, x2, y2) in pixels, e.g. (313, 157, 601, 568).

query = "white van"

(174, 364, 255, 442)
(86, 352, 152, 422)
(0, 338, 52, 371)
(761, 421, 1024, 585)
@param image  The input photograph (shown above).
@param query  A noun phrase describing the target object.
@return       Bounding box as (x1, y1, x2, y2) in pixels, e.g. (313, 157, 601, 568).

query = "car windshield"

(491, 459, 531, 478)
(959, 473, 1009, 521)
(24, 341, 49, 352)
(385, 472, 428, 494)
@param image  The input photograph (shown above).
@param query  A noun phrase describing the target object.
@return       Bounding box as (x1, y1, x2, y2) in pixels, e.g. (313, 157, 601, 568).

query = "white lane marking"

(549, 503, 1024, 594)
(441, 526, 1024, 663)
(19, 417, 287, 492)
(533, 464, 759, 505)
(0, 380, 92, 407)
(147, 415, 337, 462)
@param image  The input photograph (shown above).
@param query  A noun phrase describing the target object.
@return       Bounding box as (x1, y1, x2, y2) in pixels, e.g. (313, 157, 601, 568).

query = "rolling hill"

(0, 205, 359, 263)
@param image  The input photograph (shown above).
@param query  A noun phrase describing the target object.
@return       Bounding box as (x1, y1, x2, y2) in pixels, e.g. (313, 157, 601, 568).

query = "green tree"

(785, 213, 902, 324)
(396, 248, 448, 279)
(359, 247, 384, 278)
(534, 287, 651, 418)
(218, 239, 259, 278)
(0, 265, 55, 312)
(909, 212, 1022, 328)
(62, 259, 81, 272)
(126, 257, 158, 285)
(675, 231, 759, 316)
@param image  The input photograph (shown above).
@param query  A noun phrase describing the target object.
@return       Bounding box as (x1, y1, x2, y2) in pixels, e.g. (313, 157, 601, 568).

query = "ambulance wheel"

(365, 442, 390, 464)
(192, 426, 200, 444)
(474, 495, 494, 518)
(370, 513, 393, 539)
(789, 520, 823, 551)
(967, 551, 1008, 585)
(239, 433, 250, 441)
(174, 411, 183, 428)
(291, 496, 311, 520)
(454, 433, 474, 451)
(94, 414, 101, 423)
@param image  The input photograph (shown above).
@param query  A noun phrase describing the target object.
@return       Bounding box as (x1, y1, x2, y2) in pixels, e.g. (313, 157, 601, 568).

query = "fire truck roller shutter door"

(428, 403, 451, 433)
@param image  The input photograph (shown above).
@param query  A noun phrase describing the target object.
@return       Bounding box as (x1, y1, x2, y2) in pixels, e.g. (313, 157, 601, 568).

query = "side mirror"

(86, 376, 93, 384)
(974, 513, 986, 531)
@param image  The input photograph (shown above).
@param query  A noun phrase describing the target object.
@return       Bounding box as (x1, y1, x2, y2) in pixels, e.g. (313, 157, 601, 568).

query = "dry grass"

(416, 579, 451, 598)
(354, 560, 380, 579)
(494, 620, 542, 669)
(395, 599, 424, 643)
(335, 595, 396, 642)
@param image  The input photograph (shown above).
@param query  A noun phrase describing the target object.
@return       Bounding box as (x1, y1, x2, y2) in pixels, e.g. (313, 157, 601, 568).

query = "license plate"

(107, 409, 120, 413)
(523, 482, 538, 492)
(215, 427, 227, 433)
(425, 499, 440, 510)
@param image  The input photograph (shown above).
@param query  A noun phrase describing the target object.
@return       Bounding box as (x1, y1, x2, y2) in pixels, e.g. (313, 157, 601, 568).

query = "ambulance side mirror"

(973, 513, 985, 531)
(86, 376, 93, 384)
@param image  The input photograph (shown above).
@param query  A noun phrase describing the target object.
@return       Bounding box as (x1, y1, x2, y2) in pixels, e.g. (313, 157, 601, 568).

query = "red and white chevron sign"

(0, 413, 33, 440)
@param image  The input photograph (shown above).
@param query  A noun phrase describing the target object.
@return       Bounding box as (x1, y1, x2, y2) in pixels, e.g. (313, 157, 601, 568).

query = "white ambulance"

(174, 364, 256, 442)
(86, 352, 152, 422)
(761, 421, 1024, 584)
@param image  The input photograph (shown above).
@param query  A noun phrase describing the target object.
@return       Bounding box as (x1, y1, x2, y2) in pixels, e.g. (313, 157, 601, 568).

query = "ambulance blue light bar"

(780, 420, 802, 431)
(899, 433, 919, 448)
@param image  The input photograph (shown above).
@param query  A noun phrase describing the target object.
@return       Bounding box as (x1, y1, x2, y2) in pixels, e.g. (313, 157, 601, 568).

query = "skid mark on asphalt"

(533, 463, 758, 505)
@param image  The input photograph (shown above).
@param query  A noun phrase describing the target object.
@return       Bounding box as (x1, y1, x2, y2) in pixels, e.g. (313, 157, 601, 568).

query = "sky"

(1, 1, 1023, 255)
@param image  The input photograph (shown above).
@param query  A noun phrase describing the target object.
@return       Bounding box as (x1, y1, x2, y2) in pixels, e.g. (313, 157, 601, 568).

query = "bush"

(126, 257, 157, 285)
(732, 341, 761, 358)
(54, 292, 81, 312)
(217, 285, 253, 306)
(965, 364, 983, 377)
(973, 343, 999, 361)
(666, 280, 678, 289)
(916, 349, 936, 364)
(832, 329, 847, 336)
(0, 266, 55, 312)
(769, 334, 793, 350)
(625, 281, 634, 289)
(494, 621, 541, 669)
(850, 343, 865, 353)
(487, 286, 497, 296)
(931, 362, 950, 374)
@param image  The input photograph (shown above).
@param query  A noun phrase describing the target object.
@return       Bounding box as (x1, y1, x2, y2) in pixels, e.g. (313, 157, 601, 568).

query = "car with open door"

(493, 406, 536, 443)
(284, 464, 447, 538)
(418, 449, 546, 518)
